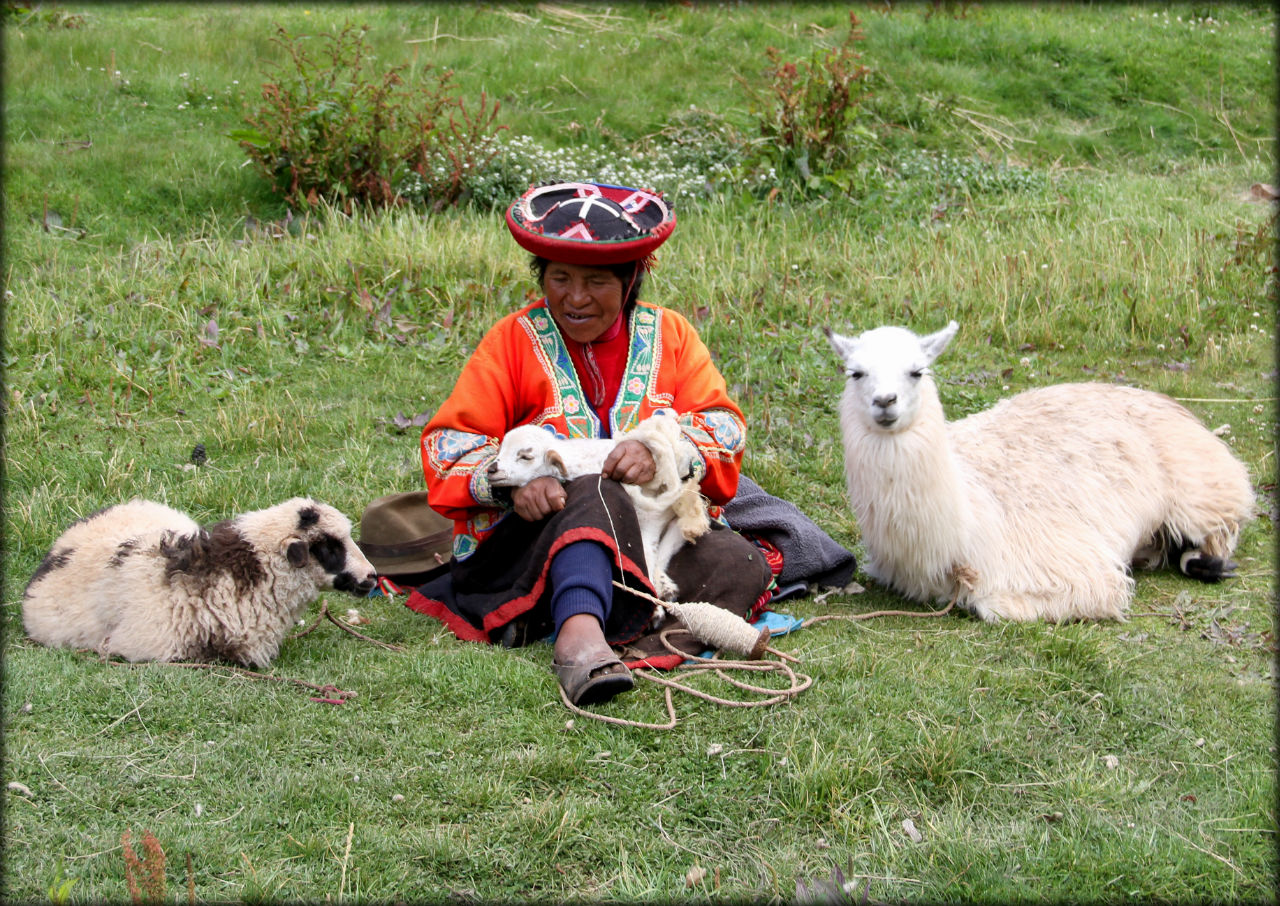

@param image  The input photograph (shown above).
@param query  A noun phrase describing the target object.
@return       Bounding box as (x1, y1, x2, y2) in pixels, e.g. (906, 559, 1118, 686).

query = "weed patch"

(233, 23, 505, 212)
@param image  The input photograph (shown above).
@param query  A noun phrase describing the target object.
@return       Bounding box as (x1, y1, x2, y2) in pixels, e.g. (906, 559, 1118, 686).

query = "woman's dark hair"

(529, 256, 646, 309)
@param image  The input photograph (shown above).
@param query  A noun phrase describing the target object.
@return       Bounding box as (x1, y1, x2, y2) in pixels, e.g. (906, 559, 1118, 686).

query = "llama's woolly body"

(487, 411, 710, 599)
(829, 321, 1254, 622)
(23, 497, 377, 666)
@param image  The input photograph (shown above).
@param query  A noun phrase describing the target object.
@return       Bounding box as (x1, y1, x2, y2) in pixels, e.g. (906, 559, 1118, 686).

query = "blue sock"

(550, 541, 614, 636)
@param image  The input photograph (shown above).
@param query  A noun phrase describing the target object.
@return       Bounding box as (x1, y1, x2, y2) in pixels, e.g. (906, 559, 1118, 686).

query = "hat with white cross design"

(505, 181, 675, 267)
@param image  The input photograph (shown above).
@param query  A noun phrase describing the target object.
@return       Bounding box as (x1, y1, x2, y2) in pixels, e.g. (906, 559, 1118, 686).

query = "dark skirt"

(405, 475, 774, 658)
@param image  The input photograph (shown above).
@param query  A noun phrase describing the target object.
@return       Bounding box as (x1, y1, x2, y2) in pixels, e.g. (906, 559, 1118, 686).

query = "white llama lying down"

(826, 320, 1254, 622)
(22, 497, 378, 667)
(486, 411, 710, 600)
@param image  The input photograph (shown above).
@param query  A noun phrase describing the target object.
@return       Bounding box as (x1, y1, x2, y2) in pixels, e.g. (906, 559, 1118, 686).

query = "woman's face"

(543, 261, 625, 344)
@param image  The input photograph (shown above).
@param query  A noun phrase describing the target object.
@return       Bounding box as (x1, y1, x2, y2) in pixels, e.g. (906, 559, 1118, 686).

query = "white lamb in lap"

(486, 411, 710, 600)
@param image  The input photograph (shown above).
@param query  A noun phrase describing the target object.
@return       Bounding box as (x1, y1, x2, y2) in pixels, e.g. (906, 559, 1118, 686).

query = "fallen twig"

(289, 601, 405, 652)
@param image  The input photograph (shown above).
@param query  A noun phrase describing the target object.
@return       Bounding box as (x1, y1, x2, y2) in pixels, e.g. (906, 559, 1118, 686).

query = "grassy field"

(3, 3, 1276, 903)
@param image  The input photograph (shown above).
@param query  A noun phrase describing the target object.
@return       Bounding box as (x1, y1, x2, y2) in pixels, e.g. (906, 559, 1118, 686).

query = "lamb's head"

(825, 320, 958, 433)
(487, 424, 565, 487)
(239, 498, 378, 598)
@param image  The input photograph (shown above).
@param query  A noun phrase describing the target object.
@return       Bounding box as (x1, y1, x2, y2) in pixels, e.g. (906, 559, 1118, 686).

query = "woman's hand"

(602, 439, 656, 486)
(511, 475, 567, 521)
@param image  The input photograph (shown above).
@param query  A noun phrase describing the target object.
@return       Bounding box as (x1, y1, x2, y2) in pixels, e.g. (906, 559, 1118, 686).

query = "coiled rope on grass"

(559, 626, 814, 730)
(558, 563, 974, 730)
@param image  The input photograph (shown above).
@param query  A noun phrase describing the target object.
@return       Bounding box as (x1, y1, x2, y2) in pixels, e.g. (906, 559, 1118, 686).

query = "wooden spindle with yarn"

(660, 600, 771, 660)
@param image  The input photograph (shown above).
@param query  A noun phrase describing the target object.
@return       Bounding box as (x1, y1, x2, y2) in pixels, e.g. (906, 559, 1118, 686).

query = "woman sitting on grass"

(406, 181, 772, 707)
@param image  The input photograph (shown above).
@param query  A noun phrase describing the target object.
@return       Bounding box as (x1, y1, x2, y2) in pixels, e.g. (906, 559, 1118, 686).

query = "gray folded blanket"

(723, 475, 857, 590)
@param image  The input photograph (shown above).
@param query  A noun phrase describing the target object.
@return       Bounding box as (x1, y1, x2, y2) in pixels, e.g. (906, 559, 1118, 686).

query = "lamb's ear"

(285, 539, 310, 568)
(545, 449, 568, 479)
(919, 320, 959, 364)
(824, 327, 858, 365)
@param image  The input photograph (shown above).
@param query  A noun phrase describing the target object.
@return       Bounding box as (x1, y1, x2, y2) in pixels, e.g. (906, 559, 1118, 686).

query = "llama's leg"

(1131, 529, 1169, 571)
(976, 564, 1131, 622)
(1163, 525, 1241, 582)
(1176, 544, 1238, 582)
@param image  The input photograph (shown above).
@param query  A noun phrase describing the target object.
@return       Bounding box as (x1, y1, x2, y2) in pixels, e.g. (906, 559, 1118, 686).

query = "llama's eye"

(845, 368, 865, 381)
(909, 368, 925, 380)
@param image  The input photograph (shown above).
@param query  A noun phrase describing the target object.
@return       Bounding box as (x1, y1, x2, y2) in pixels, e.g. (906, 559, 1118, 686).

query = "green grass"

(3, 3, 1276, 903)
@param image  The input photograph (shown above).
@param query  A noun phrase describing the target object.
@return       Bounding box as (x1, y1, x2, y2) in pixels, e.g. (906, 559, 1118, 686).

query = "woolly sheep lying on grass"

(826, 320, 1254, 622)
(22, 498, 378, 667)
(486, 411, 710, 600)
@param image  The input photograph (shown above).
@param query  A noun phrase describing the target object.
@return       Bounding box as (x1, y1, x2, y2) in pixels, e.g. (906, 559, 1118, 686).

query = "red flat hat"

(505, 181, 675, 266)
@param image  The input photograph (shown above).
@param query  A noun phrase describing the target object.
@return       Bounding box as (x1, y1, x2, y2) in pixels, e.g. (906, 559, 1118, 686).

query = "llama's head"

(486, 424, 565, 487)
(825, 320, 958, 433)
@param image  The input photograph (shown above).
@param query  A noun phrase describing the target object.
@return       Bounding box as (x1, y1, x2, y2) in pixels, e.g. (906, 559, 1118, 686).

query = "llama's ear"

(919, 320, 959, 364)
(286, 539, 310, 568)
(545, 449, 568, 479)
(824, 327, 857, 365)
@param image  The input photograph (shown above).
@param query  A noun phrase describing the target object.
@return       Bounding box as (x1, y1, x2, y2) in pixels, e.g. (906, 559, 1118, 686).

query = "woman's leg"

(549, 540, 632, 704)
(549, 540, 614, 634)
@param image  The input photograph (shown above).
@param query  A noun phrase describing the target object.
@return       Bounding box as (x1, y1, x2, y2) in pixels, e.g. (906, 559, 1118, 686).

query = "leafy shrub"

(738, 11, 875, 181)
(3, 2, 86, 28)
(232, 23, 505, 212)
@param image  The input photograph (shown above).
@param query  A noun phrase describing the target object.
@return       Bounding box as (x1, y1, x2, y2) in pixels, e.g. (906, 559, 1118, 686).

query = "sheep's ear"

(545, 449, 568, 479)
(824, 327, 857, 365)
(919, 320, 959, 364)
(286, 539, 309, 568)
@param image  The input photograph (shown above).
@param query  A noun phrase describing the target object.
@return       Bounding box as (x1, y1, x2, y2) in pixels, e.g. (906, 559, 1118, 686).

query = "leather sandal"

(553, 656, 634, 707)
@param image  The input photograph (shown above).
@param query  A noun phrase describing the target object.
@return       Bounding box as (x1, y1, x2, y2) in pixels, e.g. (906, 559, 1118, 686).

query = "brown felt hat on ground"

(357, 491, 453, 576)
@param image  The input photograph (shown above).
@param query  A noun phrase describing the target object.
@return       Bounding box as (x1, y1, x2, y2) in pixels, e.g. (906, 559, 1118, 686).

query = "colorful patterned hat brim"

(505, 181, 675, 266)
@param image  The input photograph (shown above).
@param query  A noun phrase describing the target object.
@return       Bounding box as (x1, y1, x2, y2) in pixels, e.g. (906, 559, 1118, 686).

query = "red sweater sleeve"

(419, 311, 536, 522)
(655, 307, 746, 505)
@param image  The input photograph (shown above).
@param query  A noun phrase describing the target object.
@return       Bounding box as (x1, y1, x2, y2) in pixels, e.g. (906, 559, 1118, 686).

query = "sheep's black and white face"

(486, 424, 560, 487)
(826, 321, 958, 433)
(275, 500, 378, 597)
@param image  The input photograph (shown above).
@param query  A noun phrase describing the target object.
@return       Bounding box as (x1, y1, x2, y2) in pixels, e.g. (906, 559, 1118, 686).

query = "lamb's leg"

(639, 516, 684, 601)
(672, 484, 710, 542)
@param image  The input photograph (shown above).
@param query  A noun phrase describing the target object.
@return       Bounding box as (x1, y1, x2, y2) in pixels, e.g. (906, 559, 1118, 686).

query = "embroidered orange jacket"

(420, 299, 747, 560)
